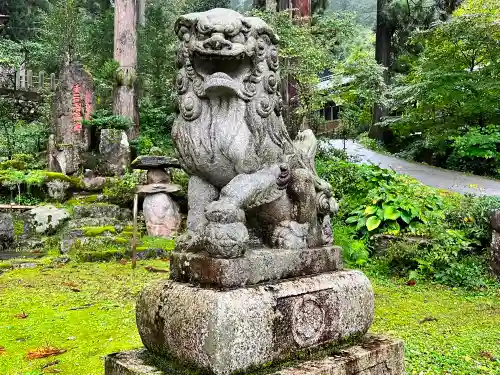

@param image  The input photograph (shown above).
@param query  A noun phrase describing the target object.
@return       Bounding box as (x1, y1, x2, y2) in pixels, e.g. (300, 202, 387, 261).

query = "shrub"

(83, 110, 133, 131)
(103, 170, 145, 203)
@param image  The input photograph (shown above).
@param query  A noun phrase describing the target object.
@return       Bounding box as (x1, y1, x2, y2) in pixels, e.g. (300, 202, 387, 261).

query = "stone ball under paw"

(204, 222, 249, 258)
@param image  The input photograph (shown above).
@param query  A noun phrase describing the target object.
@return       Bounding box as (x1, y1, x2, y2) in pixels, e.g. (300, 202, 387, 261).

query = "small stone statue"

(173, 8, 337, 258)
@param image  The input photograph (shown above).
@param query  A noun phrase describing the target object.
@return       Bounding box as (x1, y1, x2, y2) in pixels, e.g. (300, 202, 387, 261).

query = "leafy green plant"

(345, 169, 445, 235)
(83, 110, 133, 131)
(333, 223, 369, 265)
(434, 256, 490, 289)
(103, 170, 144, 203)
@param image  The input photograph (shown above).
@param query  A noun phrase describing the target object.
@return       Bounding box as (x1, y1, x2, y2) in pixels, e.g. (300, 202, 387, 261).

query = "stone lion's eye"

(197, 19, 212, 34)
(231, 34, 244, 44)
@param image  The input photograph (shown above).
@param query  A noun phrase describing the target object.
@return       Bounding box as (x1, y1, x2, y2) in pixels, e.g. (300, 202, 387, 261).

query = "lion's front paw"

(204, 222, 249, 258)
(175, 230, 203, 253)
(205, 200, 245, 223)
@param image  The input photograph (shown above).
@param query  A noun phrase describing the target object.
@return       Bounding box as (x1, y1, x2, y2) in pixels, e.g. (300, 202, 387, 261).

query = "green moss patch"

(139, 236, 175, 251)
(44, 171, 83, 188)
(66, 195, 100, 205)
(81, 226, 116, 237)
(0, 262, 497, 374)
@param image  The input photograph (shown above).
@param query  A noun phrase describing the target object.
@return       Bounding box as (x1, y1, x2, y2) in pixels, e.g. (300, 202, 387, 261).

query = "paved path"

(324, 140, 500, 196)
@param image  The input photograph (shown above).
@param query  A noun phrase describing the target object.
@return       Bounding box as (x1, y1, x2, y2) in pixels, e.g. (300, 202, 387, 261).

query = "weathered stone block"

(27, 205, 70, 235)
(170, 246, 343, 288)
(136, 271, 374, 375)
(99, 129, 131, 176)
(104, 335, 403, 375)
(0, 213, 14, 251)
(131, 155, 181, 170)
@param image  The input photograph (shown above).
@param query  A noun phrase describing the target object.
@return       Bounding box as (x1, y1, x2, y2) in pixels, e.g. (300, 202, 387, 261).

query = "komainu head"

(174, 8, 283, 116)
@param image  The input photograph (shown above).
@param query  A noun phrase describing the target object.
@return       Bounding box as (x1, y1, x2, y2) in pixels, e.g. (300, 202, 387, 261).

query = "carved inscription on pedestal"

(273, 291, 335, 354)
(291, 295, 326, 346)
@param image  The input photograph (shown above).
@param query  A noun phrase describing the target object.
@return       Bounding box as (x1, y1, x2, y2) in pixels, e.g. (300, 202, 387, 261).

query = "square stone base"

(105, 335, 404, 375)
(170, 246, 343, 288)
(136, 271, 374, 375)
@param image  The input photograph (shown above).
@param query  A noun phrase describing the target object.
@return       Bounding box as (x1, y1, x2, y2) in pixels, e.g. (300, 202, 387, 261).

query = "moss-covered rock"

(82, 226, 116, 237)
(44, 171, 83, 188)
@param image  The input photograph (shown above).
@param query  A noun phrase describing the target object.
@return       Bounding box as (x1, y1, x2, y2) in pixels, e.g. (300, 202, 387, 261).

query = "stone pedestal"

(105, 246, 404, 375)
(105, 335, 404, 375)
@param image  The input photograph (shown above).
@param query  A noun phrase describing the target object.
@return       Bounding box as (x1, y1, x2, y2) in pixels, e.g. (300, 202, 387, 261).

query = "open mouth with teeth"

(193, 48, 251, 96)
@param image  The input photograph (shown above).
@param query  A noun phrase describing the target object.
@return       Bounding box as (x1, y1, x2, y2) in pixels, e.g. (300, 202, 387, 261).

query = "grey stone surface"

(143, 193, 181, 237)
(131, 155, 181, 170)
(0, 213, 14, 251)
(46, 180, 71, 202)
(272, 335, 404, 375)
(172, 9, 337, 257)
(146, 169, 170, 184)
(73, 204, 131, 220)
(28, 205, 70, 235)
(104, 335, 403, 375)
(136, 271, 374, 375)
(82, 176, 107, 191)
(137, 183, 181, 194)
(99, 129, 131, 176)
(49, 62, 93, 175)
(170, 246, 343, 288)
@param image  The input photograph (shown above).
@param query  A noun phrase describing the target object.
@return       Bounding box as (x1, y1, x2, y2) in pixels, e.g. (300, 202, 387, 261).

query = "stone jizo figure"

(173, 8, 337, 258)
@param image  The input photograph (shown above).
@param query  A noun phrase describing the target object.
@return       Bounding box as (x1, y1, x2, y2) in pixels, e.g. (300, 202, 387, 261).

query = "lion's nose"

(203, 33, 231, 50)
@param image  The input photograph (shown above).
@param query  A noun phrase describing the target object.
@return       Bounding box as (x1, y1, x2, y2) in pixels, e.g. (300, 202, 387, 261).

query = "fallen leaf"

(0, 346, 6, 355)
(41, 360, 59, 369)
(14, 311, 29, 319)
(26, 346, 66, 360)
(480, 351, 497, 362)
(68, 303, 92, 311)
(62, 282, 79, 288)
(419, 316, 438, 324)
(144, 266, 168, 273)
(44, 369, 61, 374)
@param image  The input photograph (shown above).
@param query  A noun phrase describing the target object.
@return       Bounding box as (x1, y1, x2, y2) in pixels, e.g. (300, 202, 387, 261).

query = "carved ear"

(175, 14, 198, 41)
(242, 17, 279, 44)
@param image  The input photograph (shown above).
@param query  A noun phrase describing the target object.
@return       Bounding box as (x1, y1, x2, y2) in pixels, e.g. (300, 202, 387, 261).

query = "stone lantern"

(131, 156, 182, 238)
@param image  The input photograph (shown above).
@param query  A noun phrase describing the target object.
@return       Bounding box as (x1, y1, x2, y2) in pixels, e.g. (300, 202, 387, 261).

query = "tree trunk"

(369, 0, 391, 141)
(113, 0, 139, 139)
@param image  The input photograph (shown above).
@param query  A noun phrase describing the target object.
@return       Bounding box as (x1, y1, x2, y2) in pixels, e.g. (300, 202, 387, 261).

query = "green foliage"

(140, 236, 176, 251)
(345, 172, 445, 236)
(103, 171, 144, 203)
(81, 226, 116, 237)
(83, 110, 133, 131)
(332, 223, 369, 265)
(317, 151, 496, 287)
(382, 0, 500, 176)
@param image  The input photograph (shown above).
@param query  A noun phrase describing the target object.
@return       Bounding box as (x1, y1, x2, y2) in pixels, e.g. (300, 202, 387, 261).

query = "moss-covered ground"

(0, 261, 498, 375)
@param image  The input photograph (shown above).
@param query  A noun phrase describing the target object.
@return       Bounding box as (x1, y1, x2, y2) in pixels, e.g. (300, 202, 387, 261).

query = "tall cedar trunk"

(113, 0, 140, 139)
(369, 0, 391, 141)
